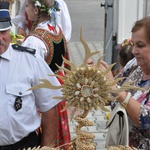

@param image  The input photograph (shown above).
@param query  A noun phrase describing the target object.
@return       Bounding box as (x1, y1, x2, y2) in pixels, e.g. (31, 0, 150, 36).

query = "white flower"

(48, 8, 52, 15)
(35, 1, 41, 7)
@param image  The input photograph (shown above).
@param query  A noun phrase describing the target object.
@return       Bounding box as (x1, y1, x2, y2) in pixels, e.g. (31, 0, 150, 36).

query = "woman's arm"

(100, 60, 141, 126)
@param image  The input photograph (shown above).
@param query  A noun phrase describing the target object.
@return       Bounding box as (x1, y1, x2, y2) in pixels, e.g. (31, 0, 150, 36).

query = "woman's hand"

(100, 60, 115, 83)
(87, 58, 94, 66)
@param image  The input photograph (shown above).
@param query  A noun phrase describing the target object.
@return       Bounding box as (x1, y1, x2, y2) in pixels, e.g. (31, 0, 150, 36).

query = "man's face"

(0, 29, 10, 54)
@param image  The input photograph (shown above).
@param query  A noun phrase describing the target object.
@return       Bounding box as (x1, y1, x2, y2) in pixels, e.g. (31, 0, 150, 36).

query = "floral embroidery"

(137, 93, 146, 103)
(140, 105, 150, 128)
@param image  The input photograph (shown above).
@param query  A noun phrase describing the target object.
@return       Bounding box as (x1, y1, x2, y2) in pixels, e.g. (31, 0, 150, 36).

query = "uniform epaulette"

(12, 44, 36, 55)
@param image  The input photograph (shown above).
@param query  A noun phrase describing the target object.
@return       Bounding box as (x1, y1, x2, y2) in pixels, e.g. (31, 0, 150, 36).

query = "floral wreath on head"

(120, 38, 133, 50)
(32, 0, 60, 25)
(32, 0, 60, 15)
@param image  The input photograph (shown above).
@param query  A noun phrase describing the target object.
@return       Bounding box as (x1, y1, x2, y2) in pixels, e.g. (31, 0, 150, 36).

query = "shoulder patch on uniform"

(12, 44, 36, 55)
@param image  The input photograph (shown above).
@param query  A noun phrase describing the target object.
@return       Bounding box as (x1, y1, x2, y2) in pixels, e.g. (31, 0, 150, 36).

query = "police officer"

(0, 1, 61, 149)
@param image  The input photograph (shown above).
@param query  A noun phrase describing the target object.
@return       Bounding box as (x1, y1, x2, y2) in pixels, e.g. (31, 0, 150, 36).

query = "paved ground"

(65, 0, 105, 42)
(67, 41, 110, 150)
(68, 42, 104, 66)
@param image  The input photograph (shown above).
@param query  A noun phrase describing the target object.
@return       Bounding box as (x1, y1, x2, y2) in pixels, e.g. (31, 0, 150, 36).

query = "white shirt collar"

(0, 44, 12, 61)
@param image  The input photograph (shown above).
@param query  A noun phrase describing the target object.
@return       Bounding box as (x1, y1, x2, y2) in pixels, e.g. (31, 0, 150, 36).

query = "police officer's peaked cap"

(0, 1, 11, 31)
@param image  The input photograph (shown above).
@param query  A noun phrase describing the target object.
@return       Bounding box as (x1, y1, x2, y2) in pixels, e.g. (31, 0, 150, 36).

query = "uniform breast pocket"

(6, 83, 33, 115)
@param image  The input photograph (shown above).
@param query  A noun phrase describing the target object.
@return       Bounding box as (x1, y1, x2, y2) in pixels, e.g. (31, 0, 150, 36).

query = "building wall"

(145, 0, 150, 15)
(113, 0, 145, 44)
(10, 0, 20, 34)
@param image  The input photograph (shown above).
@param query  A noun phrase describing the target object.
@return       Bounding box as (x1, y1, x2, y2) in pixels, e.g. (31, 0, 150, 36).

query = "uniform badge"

(14, 96, 22, 111)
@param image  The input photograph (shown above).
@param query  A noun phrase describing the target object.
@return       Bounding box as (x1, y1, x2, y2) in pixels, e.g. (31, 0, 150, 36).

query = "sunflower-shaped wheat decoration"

(107, 145, 137, 150)
(29, 27, 142, 150)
